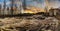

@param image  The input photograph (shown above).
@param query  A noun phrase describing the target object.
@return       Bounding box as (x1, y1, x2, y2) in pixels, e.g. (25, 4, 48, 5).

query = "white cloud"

(6, 2, 11, 5)
(0, 2, 4, 5)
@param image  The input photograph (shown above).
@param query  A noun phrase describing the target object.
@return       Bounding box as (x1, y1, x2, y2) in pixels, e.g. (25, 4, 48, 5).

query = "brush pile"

(0, 17, 59, 31)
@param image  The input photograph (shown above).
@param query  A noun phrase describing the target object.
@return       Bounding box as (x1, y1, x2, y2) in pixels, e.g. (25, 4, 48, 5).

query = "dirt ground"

(0, 15, 59, 31)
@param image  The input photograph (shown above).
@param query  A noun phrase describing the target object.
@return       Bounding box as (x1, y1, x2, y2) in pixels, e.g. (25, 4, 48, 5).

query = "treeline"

(0, 0, 25, 15)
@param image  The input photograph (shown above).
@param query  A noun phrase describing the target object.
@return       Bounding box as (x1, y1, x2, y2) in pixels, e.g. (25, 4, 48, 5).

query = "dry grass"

(0, 17, 59, 31)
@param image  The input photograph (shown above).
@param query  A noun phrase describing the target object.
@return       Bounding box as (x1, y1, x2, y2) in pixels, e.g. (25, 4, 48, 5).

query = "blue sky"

(0, 0, 60, 8)
(0, 0, 4, 2)
(21, 0, 46, 8)
(25, 0, 45, 8)
(0, 0, 9, 2)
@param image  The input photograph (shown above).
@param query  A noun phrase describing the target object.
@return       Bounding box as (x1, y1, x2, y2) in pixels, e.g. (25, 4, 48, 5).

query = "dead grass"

(0, 17, 59, 31)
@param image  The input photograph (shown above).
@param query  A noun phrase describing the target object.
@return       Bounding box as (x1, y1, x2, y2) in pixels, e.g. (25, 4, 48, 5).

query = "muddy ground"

(0, 15, 60, 31)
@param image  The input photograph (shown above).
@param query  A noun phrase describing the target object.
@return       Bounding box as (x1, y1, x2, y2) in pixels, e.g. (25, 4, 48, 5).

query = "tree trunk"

(23, 0, 26, 10)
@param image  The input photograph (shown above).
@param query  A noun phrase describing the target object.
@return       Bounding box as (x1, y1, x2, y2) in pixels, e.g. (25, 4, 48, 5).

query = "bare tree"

(23, 0, 26, 10)
(3, 0, 6, 15)
(9, 0, 14, 15)
(0, 4, 1, 9)
(0, 4, 1, 14)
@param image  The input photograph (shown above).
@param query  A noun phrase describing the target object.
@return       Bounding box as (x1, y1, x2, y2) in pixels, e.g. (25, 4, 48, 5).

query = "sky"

(0, 0, 10, 7)
(0, 0, 60, 8)
(0, 0, 9, 4)
(47, 0, 60, 8)
(25, 0, 45, 8)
